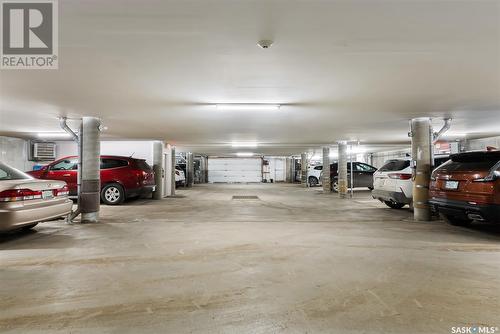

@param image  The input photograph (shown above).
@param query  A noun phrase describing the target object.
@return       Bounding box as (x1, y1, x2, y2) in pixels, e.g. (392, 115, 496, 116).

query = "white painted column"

(164, 145, 175, 197)
(152, 141, 165, 200)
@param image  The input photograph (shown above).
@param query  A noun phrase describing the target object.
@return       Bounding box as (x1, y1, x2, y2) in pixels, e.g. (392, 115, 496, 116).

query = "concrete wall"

(0, 136, 34, 171)
(463, 136, 500, 151)
(264, 157, 286, 182)
(55, 140, 156, 165)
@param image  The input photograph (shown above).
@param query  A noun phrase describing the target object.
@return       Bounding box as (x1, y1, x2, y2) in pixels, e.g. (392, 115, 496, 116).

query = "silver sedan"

(0, 162, 73, 232)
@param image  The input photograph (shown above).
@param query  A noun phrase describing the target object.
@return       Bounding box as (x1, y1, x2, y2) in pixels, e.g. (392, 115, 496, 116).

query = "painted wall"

(463, 136, 500, 151)
(0, 136, 34, 171)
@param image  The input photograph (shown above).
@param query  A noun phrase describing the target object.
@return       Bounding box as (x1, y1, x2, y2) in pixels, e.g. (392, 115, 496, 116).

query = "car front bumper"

(0, 198, 73, 232)
(372, 189, 412, 204)
(429, 198, 500, 223)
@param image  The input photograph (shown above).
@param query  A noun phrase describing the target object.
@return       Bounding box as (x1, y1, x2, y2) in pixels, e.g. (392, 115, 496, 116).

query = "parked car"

(372, 159, 412, 209)
(325, 162, 377, 192)
(0, 162, 72, 232)
(308, 164, 328, 187)
(175, 166, 186, 187)
(28, 156, 156, 205)
(429, 150, 500, 225)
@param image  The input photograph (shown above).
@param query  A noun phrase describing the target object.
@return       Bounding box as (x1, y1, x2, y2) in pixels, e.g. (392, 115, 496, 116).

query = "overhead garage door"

(208, 158, 262, 183)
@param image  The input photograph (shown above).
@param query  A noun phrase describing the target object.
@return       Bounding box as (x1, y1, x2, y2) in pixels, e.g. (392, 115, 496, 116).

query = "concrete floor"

(1, 183, 499, 334)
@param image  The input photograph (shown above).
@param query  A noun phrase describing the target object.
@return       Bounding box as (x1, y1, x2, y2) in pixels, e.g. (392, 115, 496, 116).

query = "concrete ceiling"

(1, 0, 499, 155)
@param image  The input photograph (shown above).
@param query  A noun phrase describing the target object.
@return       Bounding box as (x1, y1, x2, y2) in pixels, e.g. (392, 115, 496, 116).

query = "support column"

(170, 146, 176, 195)
(80, 117, 100, 223)
(337, 142, 348, 198)
(322, 147, 331, 193)
(186, 152, 194, 187)
(152, 141, 164, 200)
(285, 157, 292, 183)
(301, 153, 308, 187)
(411, 118, 432, 221)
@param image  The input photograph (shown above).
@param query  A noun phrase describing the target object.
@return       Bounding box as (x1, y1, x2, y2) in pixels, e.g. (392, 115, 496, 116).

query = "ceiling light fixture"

(257, 40, 274, 49)
(236, 152, 254, 157)
(231, 142, 258, 148)
(215, 104, 281, 111)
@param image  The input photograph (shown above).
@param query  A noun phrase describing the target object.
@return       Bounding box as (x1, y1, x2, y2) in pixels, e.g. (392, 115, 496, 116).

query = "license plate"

(444, 180, 459, 190)
(42, 190, 54, 199)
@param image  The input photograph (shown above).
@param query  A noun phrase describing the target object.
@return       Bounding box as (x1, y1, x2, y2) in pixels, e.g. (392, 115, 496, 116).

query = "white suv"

(372, 159, 412, 209)
(308, 165, 323, 187)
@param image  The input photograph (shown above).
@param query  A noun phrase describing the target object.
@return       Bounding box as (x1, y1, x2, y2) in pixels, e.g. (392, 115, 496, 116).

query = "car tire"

(21, 223, 38, 231)
(331, 178, 339, 193)
(101, 183, 125, 205)
(440, 213, 471, 227)
(384, 201, 405, 209)
(308, 176, 318, 187)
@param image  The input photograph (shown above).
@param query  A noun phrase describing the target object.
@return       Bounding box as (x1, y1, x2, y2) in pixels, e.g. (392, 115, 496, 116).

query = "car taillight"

(388, 173, 412, 180)
(0, 189, 43, 202)
(55, 185, 69, 197)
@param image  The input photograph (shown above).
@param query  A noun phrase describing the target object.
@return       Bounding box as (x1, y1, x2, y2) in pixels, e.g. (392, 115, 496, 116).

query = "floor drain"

(232, 195, 259, 200)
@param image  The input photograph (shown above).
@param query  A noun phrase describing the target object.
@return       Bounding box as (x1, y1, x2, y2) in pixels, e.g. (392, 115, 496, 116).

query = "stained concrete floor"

(1, 183, 499, 334)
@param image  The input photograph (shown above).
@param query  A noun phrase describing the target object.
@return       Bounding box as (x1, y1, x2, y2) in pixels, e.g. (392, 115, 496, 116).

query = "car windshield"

(0, 163, 32, 180)
(441, 153, 500, 172)
(379, 160, 410, 172)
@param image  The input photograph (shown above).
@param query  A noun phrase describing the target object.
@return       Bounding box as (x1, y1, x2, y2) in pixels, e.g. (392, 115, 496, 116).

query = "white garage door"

(208, 158, 262, 183)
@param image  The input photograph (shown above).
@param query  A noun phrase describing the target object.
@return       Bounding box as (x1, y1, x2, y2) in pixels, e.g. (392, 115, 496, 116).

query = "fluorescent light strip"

(215, 104, 281, 111)
(231, 142, 258, 148)
(236, 152, 254, 157)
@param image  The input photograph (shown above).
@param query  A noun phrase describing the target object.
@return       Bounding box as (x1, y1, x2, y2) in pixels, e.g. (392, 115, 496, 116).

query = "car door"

(44, 158, 78, 195)
(354, 163, 376, 187)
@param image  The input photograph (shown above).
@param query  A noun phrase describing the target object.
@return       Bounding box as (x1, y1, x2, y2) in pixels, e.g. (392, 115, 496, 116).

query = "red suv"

(429, 151, 500, 225)
(28, 156, 156, 205)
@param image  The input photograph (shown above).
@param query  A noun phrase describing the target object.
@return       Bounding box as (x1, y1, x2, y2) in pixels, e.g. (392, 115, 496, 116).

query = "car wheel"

(440, 214, 471, 226)
(384, 201, 405, 209)
(21, 223, 38, 231)
(101, 183, 125, 205)
(331, 178, 339, 193)
(308, 176, 318, 187)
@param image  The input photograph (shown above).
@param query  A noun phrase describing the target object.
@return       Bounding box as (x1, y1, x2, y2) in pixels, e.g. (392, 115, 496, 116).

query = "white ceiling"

(1, 0, 499, 155)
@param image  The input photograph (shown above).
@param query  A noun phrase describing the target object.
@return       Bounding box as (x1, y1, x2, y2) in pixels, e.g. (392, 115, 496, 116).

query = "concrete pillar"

(285, 157, 292, 183)
(152, 141, 164, 200)
(170, 146, 176, 196)
(186, 152, 194, 187)
(338, 142, 348, 198)
(201, 156, 208, 183)
(80, 117, 100, 223)
(411, 118, 432, 221)
(322, 147, 331, 193)
(301, 153, 308, 187)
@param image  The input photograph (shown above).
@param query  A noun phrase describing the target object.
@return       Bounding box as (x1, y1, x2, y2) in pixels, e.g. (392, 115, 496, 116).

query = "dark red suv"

(28, 156, 155, 205)
(429, 151, 500, 225)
